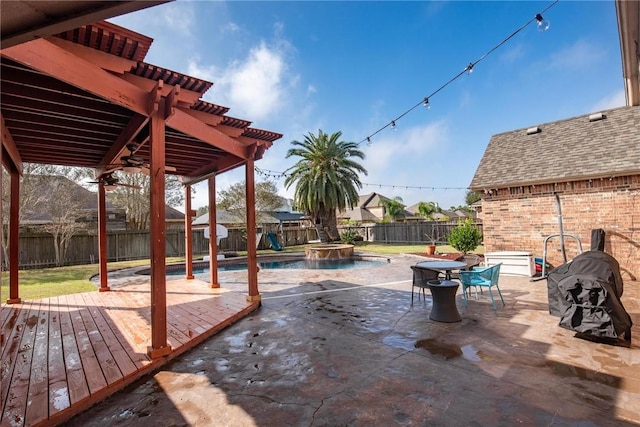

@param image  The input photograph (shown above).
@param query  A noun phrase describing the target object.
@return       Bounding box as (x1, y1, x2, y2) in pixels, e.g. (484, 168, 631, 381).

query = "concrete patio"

(65, 253, 639, 426)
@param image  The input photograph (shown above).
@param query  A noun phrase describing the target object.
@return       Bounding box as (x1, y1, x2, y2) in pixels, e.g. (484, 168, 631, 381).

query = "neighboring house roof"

(470, 106, 640, 190)
(192, 209, 304, 228)
(165, 205, 185, 221)
(268, 211, 306, 222)
(193, 210, 241, 227)
(21, 175, 122, 223)
(339, 192, 415, 221)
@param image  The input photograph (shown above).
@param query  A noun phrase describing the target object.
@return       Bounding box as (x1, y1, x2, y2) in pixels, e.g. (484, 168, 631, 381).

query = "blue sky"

(112, 1, 625, 211)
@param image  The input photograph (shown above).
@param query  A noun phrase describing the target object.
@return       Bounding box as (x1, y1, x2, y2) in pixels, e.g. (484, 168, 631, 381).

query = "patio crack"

(225, 389, 315, 410)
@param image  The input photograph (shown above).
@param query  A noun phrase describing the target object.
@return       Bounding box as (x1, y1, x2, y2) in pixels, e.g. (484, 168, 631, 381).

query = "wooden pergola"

(0, 18, 281, 363)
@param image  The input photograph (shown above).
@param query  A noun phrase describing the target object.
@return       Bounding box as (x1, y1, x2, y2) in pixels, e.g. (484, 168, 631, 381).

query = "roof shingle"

(470, 106, 640, 190)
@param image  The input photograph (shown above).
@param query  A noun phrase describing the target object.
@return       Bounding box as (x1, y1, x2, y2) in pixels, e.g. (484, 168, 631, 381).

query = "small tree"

(465, 190, 481, 206)
(217, 180, 283, 224)
(448, 218, 482, 254)
(416, 201, 438, 220)
(382, 196, 405, 222)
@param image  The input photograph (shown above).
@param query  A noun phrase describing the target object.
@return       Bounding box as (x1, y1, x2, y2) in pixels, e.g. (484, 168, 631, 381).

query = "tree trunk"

(319, 209, 339, 241)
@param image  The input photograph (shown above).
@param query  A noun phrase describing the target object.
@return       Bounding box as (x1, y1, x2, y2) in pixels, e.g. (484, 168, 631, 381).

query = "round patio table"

(415, 260, 467, 280)
(427, 279, 462, 323)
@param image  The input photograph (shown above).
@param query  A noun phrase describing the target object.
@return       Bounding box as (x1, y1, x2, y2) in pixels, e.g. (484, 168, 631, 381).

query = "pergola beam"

(181, 155, 245, 186)
(46, 37, 136, 75)
(96, 113, 148, 175)
(166, 108, 248, 160)
(2, 38, 150, 116)
(0, 113, 23, 175)
(1, 1, 170, 49)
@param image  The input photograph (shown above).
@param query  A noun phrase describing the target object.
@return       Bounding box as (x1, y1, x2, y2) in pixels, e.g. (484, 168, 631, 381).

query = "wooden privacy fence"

(14, 221, 482, 268)
(15, 227, 313, 268)
(340, 221, 482, 245)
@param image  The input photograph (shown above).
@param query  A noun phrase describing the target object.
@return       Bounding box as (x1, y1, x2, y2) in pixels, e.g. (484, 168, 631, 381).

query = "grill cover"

(547, 251, 632, 341)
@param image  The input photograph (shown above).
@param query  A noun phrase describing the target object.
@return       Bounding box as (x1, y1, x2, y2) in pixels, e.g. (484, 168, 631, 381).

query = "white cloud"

(222, 22, 240, 33)
(190, 32, 296, 122)
(160, 2, 195, 36)
(548, 39, 604, 71)
(186, 60, 218, 84)
(590, 89, 626, 111)
(365, 120, 449, 171)
(225, 42, 286, 119)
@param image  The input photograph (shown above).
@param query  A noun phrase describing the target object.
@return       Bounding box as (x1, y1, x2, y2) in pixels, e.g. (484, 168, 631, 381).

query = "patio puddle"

(414, 339, 483, 362)
(415, 339, 462, 360)
(382, 333, 415, 351)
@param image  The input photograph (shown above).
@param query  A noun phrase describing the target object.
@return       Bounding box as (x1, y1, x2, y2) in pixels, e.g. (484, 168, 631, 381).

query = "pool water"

(168, 258, 388, 275)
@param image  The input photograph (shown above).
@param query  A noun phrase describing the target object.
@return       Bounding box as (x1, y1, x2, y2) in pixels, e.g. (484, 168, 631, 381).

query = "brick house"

(469, 106, 640, 280)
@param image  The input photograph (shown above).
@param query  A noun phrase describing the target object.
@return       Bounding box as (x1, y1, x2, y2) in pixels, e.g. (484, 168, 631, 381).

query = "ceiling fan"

(88, 172, 141, 191)
(104, 143, 177, 175)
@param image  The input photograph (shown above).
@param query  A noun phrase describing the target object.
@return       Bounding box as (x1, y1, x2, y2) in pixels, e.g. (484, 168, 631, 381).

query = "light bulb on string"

(391, 120, 397, 131)
(466, 63, 474, 75)
(423, 97, 431, 110)
(535, 13, 550, 32)
(366, 137, 372, 146)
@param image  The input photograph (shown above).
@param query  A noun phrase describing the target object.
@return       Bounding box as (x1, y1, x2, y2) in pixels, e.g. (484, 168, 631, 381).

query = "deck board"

(68, 293, 109, 394)
(1, 303, 29, 412)
(24, 300, 50, 426)
(0, 278, 258, 427)
(58, 293, 90, 407)
(80, 292, 138, 377)
(48, 296, 71, 419)
(2, 301, 41, 427)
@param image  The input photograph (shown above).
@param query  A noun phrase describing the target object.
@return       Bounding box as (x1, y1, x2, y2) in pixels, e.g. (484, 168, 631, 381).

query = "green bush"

(340, 229, 358, 244)
(447, 218, 482, 254)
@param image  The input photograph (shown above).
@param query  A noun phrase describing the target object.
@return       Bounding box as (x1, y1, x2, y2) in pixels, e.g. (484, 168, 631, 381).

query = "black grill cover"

(557, 274, 632, 340)
(546, 251, 632, 341)
(547, 251, 624, 316)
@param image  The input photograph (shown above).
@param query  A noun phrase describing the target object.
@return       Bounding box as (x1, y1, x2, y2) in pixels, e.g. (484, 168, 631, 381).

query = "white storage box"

(484, 251, 535, 277)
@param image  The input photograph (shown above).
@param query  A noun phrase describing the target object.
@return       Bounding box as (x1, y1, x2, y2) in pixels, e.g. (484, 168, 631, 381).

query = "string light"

(357, 0, 558, 146)
(466, 62, 474, 74)
(255, 168, 467, 191)
(423, 97, 430, 110)
(535, 13, 551, 32)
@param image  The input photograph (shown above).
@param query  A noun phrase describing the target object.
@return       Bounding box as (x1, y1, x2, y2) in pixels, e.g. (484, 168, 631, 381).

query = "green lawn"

(0, 257, 187, 301)
(1, 244, 484, 301)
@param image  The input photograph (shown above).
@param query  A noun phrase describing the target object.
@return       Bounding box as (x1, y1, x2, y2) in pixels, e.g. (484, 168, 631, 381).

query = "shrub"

(448, 218, 482, 254)
(340, 229, 358, 244)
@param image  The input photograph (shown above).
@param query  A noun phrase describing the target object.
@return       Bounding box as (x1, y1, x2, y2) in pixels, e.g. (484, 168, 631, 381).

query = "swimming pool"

(163, 257, 389, 275)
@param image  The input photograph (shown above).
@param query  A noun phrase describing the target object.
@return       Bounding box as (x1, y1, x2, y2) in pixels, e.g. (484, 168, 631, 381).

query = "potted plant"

(424, 232, 437, 255)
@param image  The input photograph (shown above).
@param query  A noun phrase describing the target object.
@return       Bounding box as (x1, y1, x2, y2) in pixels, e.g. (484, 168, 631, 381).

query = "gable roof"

(21, 175, 121, 223)
(470, 106, 640, 190)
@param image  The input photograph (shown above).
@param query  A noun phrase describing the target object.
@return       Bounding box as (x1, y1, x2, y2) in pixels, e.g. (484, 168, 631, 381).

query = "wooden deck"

(0, 278, 259, 427)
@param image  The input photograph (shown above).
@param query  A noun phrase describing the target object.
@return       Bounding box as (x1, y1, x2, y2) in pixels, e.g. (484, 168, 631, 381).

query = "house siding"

(479, 174, 640, 281)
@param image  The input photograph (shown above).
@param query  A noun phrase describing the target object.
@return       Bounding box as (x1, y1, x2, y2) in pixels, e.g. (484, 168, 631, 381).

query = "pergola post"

(98, 182, 110, 291)
(0, 145, 3, 347)
(7, 169, 20, 304)
(148, 92, 171, 359)
(184, 184, 194, 280)
(208, 175, 219, 288)
(245, 155, 260, 302)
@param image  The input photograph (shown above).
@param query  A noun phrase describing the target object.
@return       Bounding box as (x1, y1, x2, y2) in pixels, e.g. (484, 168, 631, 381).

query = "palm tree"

(382, 196, 405, 222)
(416, 201, 438, 220)
(284, 130, 367, 240)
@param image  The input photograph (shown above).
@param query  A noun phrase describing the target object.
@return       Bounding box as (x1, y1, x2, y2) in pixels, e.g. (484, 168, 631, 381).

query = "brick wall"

(478, 175, 640, 281)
